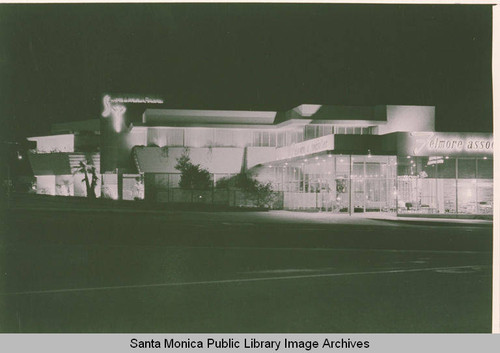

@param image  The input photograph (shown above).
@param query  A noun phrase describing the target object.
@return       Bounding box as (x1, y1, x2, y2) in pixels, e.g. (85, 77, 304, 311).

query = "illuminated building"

(26, 98, 493, 215)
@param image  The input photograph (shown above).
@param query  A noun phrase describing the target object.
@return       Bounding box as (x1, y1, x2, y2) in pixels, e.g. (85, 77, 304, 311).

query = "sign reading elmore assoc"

(400, 132, 493, 157)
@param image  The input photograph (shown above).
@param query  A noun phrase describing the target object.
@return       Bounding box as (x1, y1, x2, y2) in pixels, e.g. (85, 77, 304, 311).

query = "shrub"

(174, 153, 211, 190)
(217, 172, 276, 208)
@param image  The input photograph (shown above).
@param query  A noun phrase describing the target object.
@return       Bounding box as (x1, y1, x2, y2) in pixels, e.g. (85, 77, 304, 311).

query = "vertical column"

(117, 169, 123, 201)
(395, 156, 399, 215)
(455, 158, 459, 214)
(475, 158, 479, 214)
(435, 158, 439, 212)
(363, 160, 366, 213)
(349, 155, 352, 216)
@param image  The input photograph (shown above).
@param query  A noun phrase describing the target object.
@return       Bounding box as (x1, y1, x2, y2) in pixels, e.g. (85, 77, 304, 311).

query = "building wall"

(55, 175, 74, 196)
(28, 134, 75, 153)
(135, 147, 244, 174)
(128, 128, 147, 148)
(144, 127, 307, 148)
(36, 175, 56, 195)
(377, 106, 435, 135)
(246, 147, 277, 169)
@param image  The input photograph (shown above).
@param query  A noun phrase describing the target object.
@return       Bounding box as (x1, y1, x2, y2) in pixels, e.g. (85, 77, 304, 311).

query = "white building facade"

(26, 102, 493, 216)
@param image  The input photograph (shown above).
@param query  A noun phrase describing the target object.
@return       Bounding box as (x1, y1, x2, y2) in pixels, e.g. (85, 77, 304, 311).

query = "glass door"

(352, 162, 365, 212)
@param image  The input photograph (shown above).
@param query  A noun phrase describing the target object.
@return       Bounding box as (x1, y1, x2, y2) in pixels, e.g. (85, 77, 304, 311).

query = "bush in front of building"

(174, 153, 211, 190)
(216, 172, 277, 208)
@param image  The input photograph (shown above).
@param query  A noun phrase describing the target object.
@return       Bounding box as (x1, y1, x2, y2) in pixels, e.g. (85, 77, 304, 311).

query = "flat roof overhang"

(143, 108, 277, 126)
(249, 134, 398, 170)
(251, 150, 395, 171)
(254, 150, 335, 169)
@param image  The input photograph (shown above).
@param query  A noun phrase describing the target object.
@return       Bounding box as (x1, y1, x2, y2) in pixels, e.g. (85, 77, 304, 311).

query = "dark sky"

(0, 3, 493, 141)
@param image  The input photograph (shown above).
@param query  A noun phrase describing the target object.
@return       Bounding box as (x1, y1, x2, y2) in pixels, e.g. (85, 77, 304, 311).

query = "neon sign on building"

(101, 94, 164, 133)
(404, 132, 493, 156)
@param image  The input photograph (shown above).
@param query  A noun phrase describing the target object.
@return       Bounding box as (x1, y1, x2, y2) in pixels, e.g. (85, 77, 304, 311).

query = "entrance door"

(351, 162, 365, 212)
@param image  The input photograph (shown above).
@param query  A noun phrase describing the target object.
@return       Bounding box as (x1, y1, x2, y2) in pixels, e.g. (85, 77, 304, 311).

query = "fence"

(155, 188, 283, 209)
(4, 191, 283, 212)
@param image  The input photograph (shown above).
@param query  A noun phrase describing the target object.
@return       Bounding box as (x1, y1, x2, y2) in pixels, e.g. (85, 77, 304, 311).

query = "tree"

(216, 172, 257, 190)
(73, 158, 99, 199)
(216, 172, 276, 208)
(174, 153, 211, 190)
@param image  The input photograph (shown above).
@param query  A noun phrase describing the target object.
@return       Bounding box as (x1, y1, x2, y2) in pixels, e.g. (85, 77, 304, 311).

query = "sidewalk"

(269, 210, 493, 226)
(358, 212, 493, 226)
(4, 195, 492, 227)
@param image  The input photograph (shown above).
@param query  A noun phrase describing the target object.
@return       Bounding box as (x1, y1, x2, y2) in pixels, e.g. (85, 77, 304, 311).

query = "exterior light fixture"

(445, 156, 450, 159)
(367, 149, 372, 158)
(483, 156, 487, 160)
(407, 156, 411, 159)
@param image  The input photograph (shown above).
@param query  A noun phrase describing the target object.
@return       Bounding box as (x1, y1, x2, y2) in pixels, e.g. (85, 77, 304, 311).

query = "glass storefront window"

(476, 179, 493, 214)
(397, 157, 416, 177)
(418, 178, 438, 211)
(397, 156, 492, 215)
(477, 158, 493, 179)
(365, 163, 380, 178)
(352, 162, 363, 178)
(335, 157, 349, 178)
(441, 179, 457, 214)
(458, 159, 476, 179)
(277, 154, 491, 215)
(437, 158, 455, 178)
(457, 179, 477, 214)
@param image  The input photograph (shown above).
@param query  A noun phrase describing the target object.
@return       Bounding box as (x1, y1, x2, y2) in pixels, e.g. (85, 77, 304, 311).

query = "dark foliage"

(174, 153, 211, 190)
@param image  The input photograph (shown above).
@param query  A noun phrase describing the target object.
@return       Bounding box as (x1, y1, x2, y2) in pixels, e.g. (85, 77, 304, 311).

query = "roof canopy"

(143, 109, 277, 126)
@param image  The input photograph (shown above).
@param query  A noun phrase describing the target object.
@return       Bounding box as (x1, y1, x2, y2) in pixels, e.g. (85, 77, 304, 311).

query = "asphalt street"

(0, 209, 493, 333)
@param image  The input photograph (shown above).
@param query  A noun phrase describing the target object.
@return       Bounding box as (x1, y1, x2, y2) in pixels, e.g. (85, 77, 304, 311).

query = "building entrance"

(269, 154, 397, 213)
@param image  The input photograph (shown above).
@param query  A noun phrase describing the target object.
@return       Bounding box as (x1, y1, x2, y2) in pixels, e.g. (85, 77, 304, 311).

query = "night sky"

(0, 3, 493, 141)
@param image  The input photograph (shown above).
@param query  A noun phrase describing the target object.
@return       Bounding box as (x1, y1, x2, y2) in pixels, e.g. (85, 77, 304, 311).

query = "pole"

(6, 161, 11, 209)
(455, 159, 459, 214)
(395, 158, 399, 216)
(349, 154, 352, 216)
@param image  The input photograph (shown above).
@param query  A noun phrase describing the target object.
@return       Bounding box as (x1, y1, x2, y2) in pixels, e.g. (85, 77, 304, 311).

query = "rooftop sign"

(109, 97, 164, 104)
(101, 94, 164, 118)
